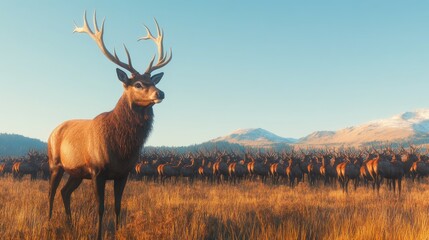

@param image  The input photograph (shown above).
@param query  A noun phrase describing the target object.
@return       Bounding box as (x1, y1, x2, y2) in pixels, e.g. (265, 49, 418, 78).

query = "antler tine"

(93, 11, 100, 33)
(139, 18, 172, 74)
(155, 18, 162, 39)
(73, 11, 91, 34)
(140, 21, 164, 60)
(74, 11, 139, 75)
(123, 44, 133, 70)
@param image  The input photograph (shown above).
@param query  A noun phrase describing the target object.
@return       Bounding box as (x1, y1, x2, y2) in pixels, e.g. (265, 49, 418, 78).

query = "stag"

(133, 161, 144, 180)
(47, 12, 172, 239)
(180, 155, 201, 184)
(198, 156, 215, 183)
(360, 162, 373, 189)
(159, 158, 183, 184)
(367, 148, 404, 194)
(228, 156, 248, 185)
(336, 157, 360, 193)
(135, 158, 159, 182)
(307, 155, 322, 186)
(145, 159, 162, 182)
(246, 153, 256, 181)
(399, 145, 420, 178)
(299, 151, 312, 182)
(252, 154, 271, 183)
(0, 159, 15, 177)
(213, 153, 230, 184)
(286, 155, 303, 188)
(270, 155, 288, 185)
(12, 161, 40, 180)
(320, 153, 342, 187)
(410, 155, 429, 182)
(360, 149, 380, 190)
(378, 153, 405, 195)
(366, 150, 385, 193)
(13, 152, 43, 180)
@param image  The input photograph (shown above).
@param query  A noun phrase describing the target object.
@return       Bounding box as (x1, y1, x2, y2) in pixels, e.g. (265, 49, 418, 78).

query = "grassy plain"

(1, 176, 429, 240)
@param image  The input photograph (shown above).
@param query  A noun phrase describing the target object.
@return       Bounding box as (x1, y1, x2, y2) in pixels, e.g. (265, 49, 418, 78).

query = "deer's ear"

(116, 68, 130, 85)
(151, 72, 164, 85)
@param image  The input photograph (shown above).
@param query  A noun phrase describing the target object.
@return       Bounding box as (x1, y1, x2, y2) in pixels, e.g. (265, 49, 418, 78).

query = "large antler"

(74, 11, 172, 78)
(73, 11, 139, 75)
(139, 19, 173, 74)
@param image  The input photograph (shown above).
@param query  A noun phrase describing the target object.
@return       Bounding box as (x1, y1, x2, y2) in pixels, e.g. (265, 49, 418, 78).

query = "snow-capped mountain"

(299, 110, 429, 145)
(211, 128, 297, 147)
(210, 110, 429, 147)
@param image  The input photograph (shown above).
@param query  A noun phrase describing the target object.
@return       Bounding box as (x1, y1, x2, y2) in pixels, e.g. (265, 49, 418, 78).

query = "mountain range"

(211, 110, 429, 147)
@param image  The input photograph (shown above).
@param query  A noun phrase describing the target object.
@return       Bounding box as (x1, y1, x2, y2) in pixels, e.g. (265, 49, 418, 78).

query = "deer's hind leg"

(48, 167, 64, 219)
(61, 176, 83, 224)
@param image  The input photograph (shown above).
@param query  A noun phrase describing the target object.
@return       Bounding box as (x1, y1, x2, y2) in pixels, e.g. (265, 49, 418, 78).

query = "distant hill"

(211, 128, 297, 147)
(298, 110, 429, 146)
(0, 133, 47, 157)
(298, 131, 336, 143)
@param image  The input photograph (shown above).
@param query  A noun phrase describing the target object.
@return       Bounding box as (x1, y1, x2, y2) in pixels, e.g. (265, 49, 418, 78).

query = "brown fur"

(286, 158, 303, 188)
(411, 160, 429, 182)
(48, 95, 153, 179)
(337, 160, 360, 193)
(47, 78, 163, 240)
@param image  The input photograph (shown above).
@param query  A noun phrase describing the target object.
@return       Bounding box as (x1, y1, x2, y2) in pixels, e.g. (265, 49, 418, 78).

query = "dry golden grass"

(1, 176, 429, 240)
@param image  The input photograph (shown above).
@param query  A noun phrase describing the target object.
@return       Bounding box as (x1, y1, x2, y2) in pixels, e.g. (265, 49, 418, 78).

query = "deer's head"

(74, 12, 172, 107)
(117, 69, 165, 107)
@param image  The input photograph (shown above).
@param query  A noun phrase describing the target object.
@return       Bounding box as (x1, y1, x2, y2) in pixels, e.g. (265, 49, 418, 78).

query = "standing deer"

(47, 12, 172, 240)
(286, 155, 303, 188)
(336, 157, 360, 194)
(199, 155, 215, 183)
(12, 160, 40, 180)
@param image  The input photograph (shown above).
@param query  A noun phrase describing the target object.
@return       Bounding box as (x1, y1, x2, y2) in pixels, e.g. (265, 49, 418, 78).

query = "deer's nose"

(157, 90, 165, 100)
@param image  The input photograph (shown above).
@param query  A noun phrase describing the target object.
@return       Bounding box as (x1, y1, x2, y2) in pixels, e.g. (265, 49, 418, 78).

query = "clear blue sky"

(0, 1, 428, 146)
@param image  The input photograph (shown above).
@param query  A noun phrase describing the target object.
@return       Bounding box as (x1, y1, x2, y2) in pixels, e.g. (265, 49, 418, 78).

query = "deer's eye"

(134, 82, 144, 89)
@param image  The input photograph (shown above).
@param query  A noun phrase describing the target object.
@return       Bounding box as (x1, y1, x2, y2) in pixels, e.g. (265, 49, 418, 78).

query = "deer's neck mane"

(99, 94, 154, 160)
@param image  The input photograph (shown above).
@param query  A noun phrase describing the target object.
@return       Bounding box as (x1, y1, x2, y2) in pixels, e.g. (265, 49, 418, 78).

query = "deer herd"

(132, 145, 429, 194)
(3, 145, 429, 195)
